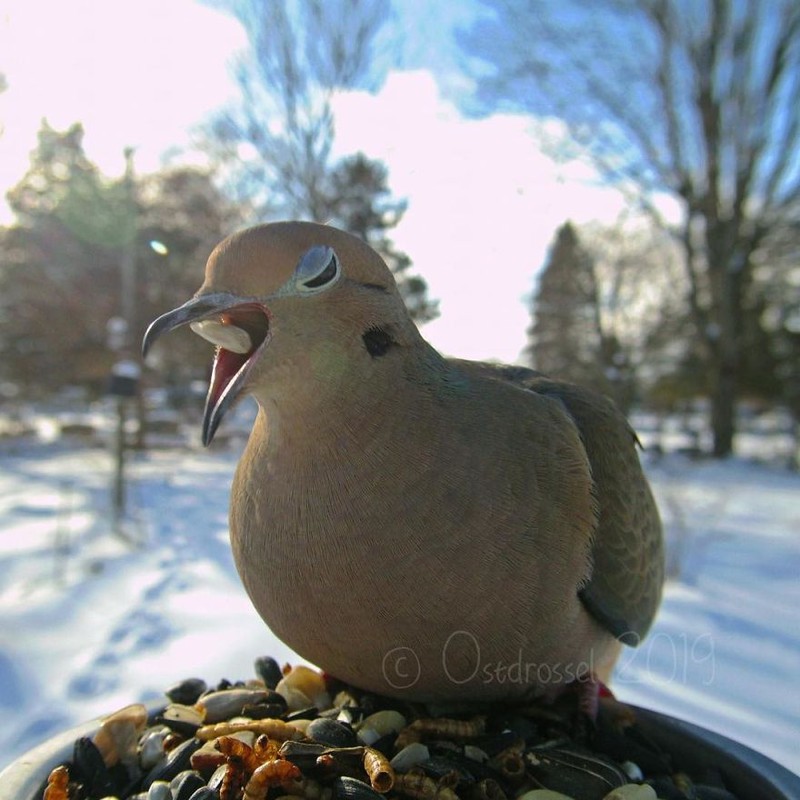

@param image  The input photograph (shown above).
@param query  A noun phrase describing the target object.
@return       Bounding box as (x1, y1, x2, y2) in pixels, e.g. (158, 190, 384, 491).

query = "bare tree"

(583, 220, 690, 403)
(755, 217, 800, 466)
(528, 220, 685, 412)
(462, 0, 800, 456)
(203, 0, 389, 220)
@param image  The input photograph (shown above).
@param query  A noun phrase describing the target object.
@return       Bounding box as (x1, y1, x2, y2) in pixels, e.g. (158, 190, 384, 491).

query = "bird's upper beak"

(142, 292, 271, 446)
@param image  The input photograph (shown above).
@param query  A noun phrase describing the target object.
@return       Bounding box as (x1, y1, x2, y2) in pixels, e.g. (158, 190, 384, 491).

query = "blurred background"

(0, 0, 798, 778)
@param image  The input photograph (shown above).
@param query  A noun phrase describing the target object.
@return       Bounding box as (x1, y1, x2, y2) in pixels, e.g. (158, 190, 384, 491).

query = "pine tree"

(528, 223, 602, 379)
(527, 222, 635, 409)
(1, 123, 127, 392)
(325, 154, 438, 324)
(0, 122, 233, 395)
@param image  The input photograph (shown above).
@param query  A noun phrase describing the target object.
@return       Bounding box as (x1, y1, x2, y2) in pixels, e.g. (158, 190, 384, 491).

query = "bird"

(143, 221, 663, 704)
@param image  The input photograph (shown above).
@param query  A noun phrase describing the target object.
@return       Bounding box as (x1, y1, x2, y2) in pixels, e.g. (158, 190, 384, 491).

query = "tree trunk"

(710, 356, 736, 457)
(710, 265, 741, 458)
(704, 216, 744, 459)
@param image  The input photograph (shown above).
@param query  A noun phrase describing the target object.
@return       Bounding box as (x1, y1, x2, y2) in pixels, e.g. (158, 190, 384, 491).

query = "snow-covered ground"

(0, 410, 798, 776)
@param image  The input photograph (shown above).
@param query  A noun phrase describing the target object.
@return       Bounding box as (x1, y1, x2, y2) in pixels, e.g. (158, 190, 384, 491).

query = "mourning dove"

(143, 221, 663, 702)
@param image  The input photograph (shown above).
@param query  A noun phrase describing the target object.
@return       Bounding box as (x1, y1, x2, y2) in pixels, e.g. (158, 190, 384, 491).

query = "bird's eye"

(362, 326, 395, 357)
(296, 246, 341, 293)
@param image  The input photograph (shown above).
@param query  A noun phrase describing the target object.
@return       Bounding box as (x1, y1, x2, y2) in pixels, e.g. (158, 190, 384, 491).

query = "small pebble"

(517, 791, 576, 800)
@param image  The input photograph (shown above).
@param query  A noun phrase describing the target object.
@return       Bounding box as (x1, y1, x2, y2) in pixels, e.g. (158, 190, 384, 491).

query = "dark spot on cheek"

(362, 327, 395, 357)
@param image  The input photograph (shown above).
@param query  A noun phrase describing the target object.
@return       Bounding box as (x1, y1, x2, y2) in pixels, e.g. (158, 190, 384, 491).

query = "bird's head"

(143, 221, 425, 445)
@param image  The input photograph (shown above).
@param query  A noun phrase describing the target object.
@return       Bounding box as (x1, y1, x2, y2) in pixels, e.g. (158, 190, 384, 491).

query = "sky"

(0, 0, 632, 364)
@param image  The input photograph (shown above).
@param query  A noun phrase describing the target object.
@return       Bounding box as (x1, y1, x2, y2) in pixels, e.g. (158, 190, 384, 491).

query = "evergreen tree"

(325, 154, 438, 324)
(528, 223, 601, 377)
(527, 222, 635, 410)
(1, 123, 127, 393)
(0, 122, 234, 396)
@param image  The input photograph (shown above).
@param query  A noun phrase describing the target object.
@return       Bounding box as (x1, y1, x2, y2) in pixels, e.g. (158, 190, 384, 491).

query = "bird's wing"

(454, 362, 664, 644)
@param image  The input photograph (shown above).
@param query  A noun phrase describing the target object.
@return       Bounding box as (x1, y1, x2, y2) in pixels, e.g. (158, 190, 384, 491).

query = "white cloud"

(0, 1, 633, 366)
(0, 0, 245, 193)
(332, 71, 629, 363)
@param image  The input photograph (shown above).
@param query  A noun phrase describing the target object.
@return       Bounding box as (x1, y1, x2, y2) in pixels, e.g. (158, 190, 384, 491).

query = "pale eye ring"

(296, 246, 341, 293)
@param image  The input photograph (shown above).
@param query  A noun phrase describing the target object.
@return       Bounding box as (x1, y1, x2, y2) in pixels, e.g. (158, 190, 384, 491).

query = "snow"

(612, 454, 800, 775)
(0, 415, 798, 777)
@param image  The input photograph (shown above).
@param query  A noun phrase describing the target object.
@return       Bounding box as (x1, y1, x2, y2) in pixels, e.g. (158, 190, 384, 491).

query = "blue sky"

(0, 0, 632, 363)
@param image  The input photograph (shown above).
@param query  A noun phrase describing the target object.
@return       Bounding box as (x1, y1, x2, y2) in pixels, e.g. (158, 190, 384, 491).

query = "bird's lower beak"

(142, 293, 271, 446)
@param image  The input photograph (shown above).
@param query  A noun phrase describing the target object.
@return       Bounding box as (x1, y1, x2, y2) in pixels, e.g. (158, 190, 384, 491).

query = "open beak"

(142, 293, 271, 446)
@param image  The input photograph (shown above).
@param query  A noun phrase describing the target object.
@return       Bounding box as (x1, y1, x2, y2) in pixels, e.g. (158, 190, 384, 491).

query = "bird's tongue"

(195, 304, 271, 446)
(208, 347, 250, 412)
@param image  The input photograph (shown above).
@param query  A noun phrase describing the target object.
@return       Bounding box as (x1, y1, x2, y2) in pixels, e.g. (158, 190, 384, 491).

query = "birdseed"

(38, 657, 741, 800)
